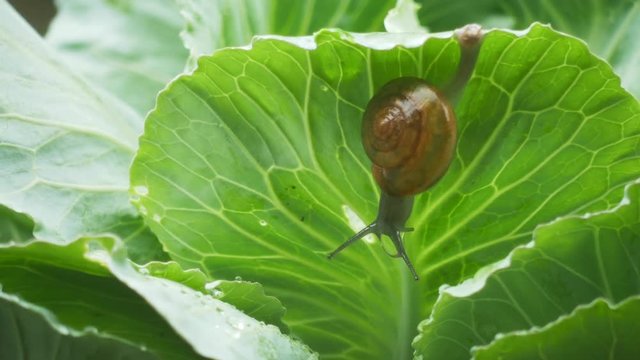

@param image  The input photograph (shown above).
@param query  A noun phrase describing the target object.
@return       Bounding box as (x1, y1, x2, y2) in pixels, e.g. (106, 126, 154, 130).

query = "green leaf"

(112, 222, 170, 264)
(500, 0, 640, 98)
(410, 23, 639, 309)
(414, 180, 640, 359)
(131, 23, 640, 358)
(0, 236, 314, 359)
(0, 297, 155, 360)
(141, 261, 288, 332)
(472, 296, 640, 360)
(97, 239, 315, 359)
(0, 238, 198, 359)
(178, 0, 396, 65)
(0, 206, 34, 244)
(46, 0, 189, 116)
(0, 1, 166, 261)
(416, 0, 640, 96)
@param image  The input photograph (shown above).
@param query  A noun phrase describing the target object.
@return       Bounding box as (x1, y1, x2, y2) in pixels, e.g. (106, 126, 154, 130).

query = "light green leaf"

(0, 297, 155, 360)
(97, 240, 315, 359)
(178, 0, 396, 65)
(131, 23, 640, 358)
(0, 1, 165, 261)
(472, 296, 640, 360)
(414, 180, 640, 359)
(46, 0, 189, 116)
(0, 236, 314, 359)
(141, 261, 288, 332)
(416, 0, 640, 96)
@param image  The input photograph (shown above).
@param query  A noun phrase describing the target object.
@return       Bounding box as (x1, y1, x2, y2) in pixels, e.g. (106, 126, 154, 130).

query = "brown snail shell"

(362, 77, 456, 196)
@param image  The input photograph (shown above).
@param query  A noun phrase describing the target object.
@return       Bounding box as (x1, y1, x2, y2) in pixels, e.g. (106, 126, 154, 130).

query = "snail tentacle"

(327, 224, 375, 259)
(328, 218, 419, 280)
(329, 193, 418, 279)
(390, 231, 419, 281)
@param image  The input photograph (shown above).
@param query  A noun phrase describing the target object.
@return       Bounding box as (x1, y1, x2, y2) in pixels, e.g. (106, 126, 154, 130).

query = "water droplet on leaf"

(133, 185, 149, 196)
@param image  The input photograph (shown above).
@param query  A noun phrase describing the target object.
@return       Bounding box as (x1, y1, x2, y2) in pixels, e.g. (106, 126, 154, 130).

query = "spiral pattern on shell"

(362, 77, 457, 196)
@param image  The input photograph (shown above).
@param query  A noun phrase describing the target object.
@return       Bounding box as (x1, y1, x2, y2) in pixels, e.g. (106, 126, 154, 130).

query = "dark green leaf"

(0, 206, 34, 244)
(0, 238, 198, 359)
(178, 0, 396, 65)
(0, 297, 156, 360)
(414, 181, 640, 359)
(474, 296, 640, 360)
(0, 236, 314, 359)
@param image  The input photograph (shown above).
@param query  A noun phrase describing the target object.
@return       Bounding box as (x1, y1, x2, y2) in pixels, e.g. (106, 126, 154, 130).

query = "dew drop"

(205, 280, 222, 291)
(320, 85, 329, 92)
(133, 185, 149, 196)
(259, 220, 267, 226)
(234, 275, 242, 281)
(139, 206, 148, 215)
(231, 320, 246, 331)
(138, 268, 150, 275)
(152, 214, 161, 222)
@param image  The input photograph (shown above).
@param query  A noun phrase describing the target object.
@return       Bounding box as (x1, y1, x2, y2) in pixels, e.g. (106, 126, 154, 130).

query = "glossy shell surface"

(362, 77, 457, 196)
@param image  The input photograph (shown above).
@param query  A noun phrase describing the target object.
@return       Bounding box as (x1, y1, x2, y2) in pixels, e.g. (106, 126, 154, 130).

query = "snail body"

(328, 77, 457, 280)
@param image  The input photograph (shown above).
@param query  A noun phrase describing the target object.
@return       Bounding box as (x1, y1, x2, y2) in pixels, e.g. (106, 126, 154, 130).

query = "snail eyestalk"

(328, 193, 420, 281)
(327, 224, 375, 259)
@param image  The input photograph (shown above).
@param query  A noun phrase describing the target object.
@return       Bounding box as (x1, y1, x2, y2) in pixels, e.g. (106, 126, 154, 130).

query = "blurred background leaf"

(178, 0, 396, 67)
(415, 0, 640, 96)
(0, 298, 156, 360)
(0, 1, 167, 261)
(46, 0, 189, 117)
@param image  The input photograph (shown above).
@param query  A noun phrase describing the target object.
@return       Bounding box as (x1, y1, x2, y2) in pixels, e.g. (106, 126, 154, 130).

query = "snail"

(328, 77, 457, 280)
